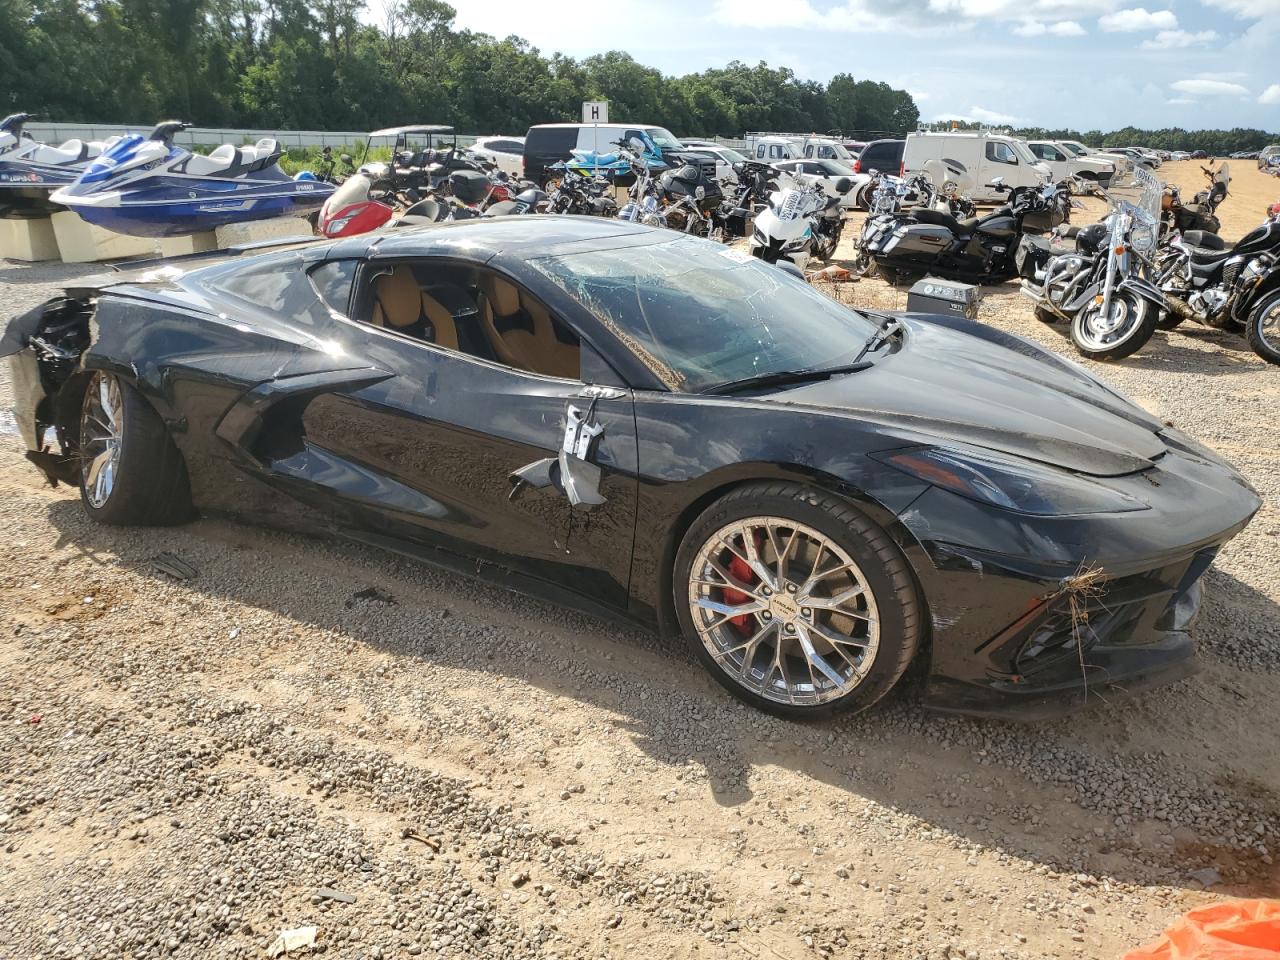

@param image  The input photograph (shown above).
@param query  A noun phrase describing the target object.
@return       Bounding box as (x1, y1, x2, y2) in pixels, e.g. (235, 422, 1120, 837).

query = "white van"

(801, 137, 857, 164)
(749, 135, 806, 162)
(902, 131, 1051, 203)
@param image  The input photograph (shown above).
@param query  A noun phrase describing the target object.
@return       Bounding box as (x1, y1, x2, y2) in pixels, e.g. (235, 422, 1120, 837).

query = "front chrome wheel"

(687, 517, 880, 707)
(1071, 290, 1156, 360)
(81, 372, 123, 508)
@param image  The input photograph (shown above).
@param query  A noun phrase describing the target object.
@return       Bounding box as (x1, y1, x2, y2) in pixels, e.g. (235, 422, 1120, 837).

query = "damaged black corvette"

(2, 218, 1261, 720)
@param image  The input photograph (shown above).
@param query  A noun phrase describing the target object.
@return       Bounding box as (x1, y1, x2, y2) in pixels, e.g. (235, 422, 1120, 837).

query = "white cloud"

(1165, 97, 1197, 104)
(712, 0, 1105, 33)
(1198, 0, 1280, 17)
(1260, 84, 1280, 105)
(1012, 19, 1083, 34)
(1099, 7, 1177, 31)
(1170, 78, 1251, 96)
(932, 105, 1021, 125)
(1142, 28, 1218, 47)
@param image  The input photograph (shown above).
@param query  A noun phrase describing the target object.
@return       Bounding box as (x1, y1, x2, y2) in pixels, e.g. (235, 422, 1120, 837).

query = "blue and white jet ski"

(0, 113, 119, 219)
(51, 121, 334, 237)
(552, 131, 669, 179)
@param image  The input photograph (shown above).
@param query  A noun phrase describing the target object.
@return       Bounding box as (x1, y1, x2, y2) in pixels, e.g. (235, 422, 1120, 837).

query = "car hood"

(764, 317, 1167, 477)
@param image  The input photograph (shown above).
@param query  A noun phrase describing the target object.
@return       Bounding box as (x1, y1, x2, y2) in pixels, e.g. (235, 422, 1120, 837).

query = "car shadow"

(39, 496, 1280, 898)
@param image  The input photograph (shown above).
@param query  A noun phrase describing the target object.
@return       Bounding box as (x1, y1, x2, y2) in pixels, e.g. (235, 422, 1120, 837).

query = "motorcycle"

(748, 171, 850, 269)
(851, 170, 977, 278)
(651, 161, 724, 236)
(868, 177, 1072, 285)
(1018, 169, 1165, 360)
(317, 172, 396, 237)
(315, 146, 356, 185)
(1154, 213, 1280, 364)
(544, 167, 618, 217)
(1194, 161, 1230, 214)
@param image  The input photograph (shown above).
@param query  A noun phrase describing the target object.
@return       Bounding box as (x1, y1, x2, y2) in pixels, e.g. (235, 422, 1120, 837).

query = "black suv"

(854, 139, 904, 176)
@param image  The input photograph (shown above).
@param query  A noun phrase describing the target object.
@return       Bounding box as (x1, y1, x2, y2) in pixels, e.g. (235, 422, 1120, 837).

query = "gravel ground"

(1, 163, 1278, 960)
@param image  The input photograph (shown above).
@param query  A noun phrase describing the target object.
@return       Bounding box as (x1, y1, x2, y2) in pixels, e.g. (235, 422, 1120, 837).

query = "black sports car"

(2, 218, 1260, 720)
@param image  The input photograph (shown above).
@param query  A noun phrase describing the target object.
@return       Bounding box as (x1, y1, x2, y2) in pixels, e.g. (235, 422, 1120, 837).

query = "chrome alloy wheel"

(81, 372, 123, 509)
(1075, 294, 1142, 351)
(1257, 299, 1280, 354)
(687, 517, 881, 706)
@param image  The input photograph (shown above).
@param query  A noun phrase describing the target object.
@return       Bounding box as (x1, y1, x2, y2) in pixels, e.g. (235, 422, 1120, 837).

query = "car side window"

(755, 145, 765, 159)
(309, 259, 358, 315)
(1029, 144, 1046, 159)
(354, 261, 582, 381)
(770, 145, 783, 159)
(986, 141, 1018, 165)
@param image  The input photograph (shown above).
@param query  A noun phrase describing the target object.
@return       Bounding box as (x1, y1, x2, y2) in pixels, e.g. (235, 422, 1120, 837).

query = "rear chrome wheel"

(76, 371, 193, 526)
(675, 484, 921, 718)
(80, 372, 123, 508)
(1247, 290, 1280, 365)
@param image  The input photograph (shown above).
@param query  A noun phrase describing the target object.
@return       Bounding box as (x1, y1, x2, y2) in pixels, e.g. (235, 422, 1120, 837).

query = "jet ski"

(558, 130, 668, 178)
(0, 113, 119, 219)
(50, 120, 334, 237)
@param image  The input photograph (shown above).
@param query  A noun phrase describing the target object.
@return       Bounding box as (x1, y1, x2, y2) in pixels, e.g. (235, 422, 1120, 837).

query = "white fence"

(25, 121, 744, 153)
(24, 122, 481, 150)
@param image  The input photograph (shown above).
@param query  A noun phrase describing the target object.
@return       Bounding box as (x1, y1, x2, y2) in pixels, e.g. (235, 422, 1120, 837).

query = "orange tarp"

(1124, 901, 1280, 959)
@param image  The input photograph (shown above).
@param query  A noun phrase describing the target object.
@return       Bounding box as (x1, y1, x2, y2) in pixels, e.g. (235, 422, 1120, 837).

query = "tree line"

(4, 0, 1273, 153)
(1, 0, 918, 137)
(936, 121, 1279, 156)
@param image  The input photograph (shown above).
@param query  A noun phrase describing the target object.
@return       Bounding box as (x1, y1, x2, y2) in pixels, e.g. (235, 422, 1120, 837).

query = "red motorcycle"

(317, 174, 396, 238)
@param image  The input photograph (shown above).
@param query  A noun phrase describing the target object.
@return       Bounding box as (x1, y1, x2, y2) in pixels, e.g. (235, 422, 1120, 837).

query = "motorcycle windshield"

(1107, 165, 1161, 225)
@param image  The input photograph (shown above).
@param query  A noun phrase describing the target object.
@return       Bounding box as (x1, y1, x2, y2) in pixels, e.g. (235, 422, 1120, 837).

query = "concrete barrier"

(157, 233, 218, 257)
(214, 217, 315, 248)
(50, 212, 157, 263)
(0, 217, 61, 262)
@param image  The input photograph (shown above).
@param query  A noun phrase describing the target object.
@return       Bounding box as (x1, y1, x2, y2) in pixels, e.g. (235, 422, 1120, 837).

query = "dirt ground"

(0, 160, 1278, 960)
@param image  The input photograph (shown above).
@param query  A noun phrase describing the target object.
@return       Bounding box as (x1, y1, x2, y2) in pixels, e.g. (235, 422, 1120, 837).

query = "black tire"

(78, 371, 192, 526)
(1246, 289, 1280, 365)
(1034, 305, 1061, 324)
(673, 482, 923, 719)
(1156, 311, 1184, 331)
(1070, 290, 1158, 361)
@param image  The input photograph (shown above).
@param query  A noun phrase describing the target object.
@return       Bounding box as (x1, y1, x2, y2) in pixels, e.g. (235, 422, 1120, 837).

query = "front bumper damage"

(899, 441, 1261, 721)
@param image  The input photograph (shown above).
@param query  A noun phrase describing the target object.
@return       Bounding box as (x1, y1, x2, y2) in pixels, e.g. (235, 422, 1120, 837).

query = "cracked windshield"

(532, 235, 878, 391)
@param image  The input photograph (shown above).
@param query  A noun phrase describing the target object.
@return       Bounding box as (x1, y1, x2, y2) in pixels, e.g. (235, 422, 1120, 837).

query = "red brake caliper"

(720, 533, 763, 635)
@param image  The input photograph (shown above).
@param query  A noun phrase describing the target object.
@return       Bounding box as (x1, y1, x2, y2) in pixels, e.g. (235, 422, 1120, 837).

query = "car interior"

(360, 263, 581, 381)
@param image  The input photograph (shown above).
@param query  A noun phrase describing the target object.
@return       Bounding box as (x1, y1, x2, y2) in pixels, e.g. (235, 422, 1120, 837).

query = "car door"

(288, 258, 641, 611)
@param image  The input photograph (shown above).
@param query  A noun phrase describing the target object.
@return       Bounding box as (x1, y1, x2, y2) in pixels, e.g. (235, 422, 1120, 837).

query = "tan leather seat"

(478, 275, 579, 379)
(370, 267, 458, 349)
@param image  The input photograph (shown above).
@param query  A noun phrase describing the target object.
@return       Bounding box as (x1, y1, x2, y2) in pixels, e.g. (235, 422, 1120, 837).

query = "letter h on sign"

(581, 101, 609, 124)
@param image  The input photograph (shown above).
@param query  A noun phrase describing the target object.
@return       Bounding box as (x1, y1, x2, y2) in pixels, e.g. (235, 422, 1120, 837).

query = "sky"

(438, 0, 1280, 131)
